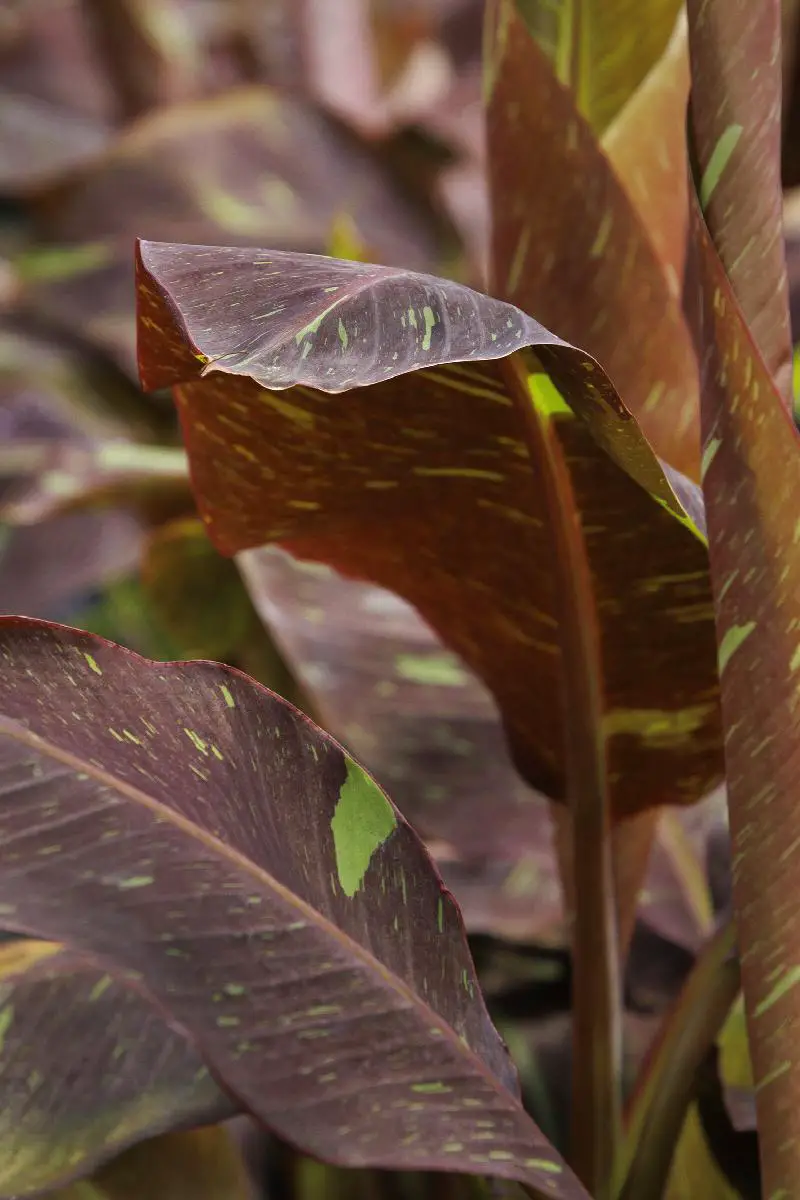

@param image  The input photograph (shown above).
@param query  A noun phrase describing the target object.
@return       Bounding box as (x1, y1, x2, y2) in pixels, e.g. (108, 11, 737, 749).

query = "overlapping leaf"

(517, 0, 683, 134)
(486, 0, 698, 475)
(0, 618, 586, 1198)
(0, 938, 230, 1197)
(136, 240, 719, 823)
(687, 10, 800, 1193)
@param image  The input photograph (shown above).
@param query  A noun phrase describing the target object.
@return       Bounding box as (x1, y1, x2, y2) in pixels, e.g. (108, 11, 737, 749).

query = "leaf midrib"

(0, 714, 529, 1121)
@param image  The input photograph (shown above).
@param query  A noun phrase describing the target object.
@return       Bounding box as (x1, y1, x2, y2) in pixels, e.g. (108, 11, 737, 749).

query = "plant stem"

(614, 918, 740, 1200)
(506, 355, 623, 1199)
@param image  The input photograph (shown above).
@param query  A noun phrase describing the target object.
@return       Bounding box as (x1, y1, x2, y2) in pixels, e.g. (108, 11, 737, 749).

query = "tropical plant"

(1, 1, 798, 1198)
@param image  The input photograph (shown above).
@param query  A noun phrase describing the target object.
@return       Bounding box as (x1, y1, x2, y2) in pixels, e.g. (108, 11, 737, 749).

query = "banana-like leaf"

(0, 619, 586, 1199)
(136, 239, 719, 824)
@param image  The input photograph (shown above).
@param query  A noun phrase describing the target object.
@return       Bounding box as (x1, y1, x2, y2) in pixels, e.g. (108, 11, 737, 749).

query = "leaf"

(50, 1127, 253, 1200)
(485, 0, 698, 477)
(135, 239, 720, 825)
(687, 31, 800, 1196)
(686, 0, 793, 404)
(516, 0, 683, 134)
(601, 10, 690, 293)
(0, 619, 586, 1199)
(0, 938, 230, 1197)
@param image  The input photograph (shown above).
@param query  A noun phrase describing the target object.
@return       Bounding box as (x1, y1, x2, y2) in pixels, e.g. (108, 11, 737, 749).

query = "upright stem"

(508, 358, 622, 1198)
(615, 919, 739, 1200)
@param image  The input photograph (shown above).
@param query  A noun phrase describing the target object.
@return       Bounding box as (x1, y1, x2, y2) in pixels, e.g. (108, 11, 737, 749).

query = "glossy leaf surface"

(0, 619, 584, 1198)
(0, 938, 229, 1198)
(136, 240, 720, 822)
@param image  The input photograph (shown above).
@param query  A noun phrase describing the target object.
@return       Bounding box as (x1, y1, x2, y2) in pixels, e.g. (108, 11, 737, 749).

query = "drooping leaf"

(686, 0, 793, 404)
(49, 1127, 253, 1200)
(687, 29, 800, 1195)
(485, 0, 698, 477)
(0, 938, 230, 1197)
(516, 0, 683, 134)
(0, 618, 587, 1199)
(136, 241, 720, 826)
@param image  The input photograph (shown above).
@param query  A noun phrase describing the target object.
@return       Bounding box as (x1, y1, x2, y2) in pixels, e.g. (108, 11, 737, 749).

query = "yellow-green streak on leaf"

(717, 622, 756, 674)
(754, 966, 800, 1018)
(330, 760, 396, 898)
(528, 371, 573, 419)
(0, 1005, 12, 1054)
(700, 124, 743, 209)
(701, 436, 722, 479)
(421, 306, 437, 351)
(395, 654, 469, 687)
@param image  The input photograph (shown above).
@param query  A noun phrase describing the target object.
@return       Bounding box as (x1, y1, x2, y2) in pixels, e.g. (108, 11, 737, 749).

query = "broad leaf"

(136, 241, 720, 825)
(0, 619, 585, 1199)
(687, 0, 793, 404)
(0, 938, 229, 1197)
(688, 26, 800, 1195)
(517, 0, 683, 134)
(486, 0, 698, 477)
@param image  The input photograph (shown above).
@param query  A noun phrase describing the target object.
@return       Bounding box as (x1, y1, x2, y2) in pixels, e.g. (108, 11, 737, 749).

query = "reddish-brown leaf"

(0, 618, 586, 1198)
(485, 0, 699, 479)
(135, 240, 719, 824)
(688, 83, 800, 1200)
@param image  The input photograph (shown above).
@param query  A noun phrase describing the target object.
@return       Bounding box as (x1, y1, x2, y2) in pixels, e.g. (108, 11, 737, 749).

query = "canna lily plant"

(0, 1, 798, 1198)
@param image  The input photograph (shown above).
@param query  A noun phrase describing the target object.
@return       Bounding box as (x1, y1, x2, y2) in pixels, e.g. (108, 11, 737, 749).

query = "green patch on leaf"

(395, 654, 469, 687)
(700, 124, 743, 209)
(330, 760, 396, 898)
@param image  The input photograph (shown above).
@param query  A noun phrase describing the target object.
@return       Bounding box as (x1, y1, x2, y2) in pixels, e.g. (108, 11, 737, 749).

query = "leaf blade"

(0, 618, 586, 1198)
